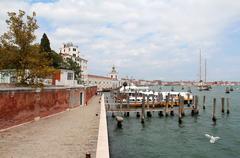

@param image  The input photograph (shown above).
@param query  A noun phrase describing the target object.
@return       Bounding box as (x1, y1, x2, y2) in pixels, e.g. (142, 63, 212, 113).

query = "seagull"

(205, 134, 220, 143)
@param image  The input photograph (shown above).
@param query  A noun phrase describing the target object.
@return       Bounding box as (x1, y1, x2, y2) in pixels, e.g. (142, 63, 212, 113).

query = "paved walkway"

(0, 95, 101, 158)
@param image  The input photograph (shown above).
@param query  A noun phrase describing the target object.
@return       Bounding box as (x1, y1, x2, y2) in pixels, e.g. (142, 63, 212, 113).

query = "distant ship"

(197, 50, 211, 91)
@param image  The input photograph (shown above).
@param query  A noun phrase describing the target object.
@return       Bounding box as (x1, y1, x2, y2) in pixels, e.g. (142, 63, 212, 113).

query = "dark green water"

(106, 86, 240, 158)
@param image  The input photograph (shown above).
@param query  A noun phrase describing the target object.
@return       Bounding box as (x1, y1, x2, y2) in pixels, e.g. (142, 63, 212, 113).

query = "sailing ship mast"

(197, 49, 210, 91)
(199, 49, 202, 82)
(204, 58, 207, 83)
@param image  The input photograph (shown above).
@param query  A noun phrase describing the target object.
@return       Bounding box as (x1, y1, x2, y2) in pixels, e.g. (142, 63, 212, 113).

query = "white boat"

(119, 85, 193, 106)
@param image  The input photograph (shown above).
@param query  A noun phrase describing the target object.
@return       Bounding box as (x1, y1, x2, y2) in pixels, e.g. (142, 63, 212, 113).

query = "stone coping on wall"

(0, 85, 87, 92)
(96, 94, 110, 158)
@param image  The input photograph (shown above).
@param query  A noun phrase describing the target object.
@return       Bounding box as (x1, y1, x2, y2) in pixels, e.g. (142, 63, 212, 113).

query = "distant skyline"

(0, 0, 240, 81)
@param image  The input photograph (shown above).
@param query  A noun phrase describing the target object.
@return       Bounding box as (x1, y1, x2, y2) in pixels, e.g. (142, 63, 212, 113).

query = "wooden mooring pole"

(170, 95, 174, 116)
(221, 97, 225, 113)
(187, 93, 190, 107)
(141, 95, 145, 124)
(191, 96, 195, 116)
(180, 96, 185, 116)
(227, 98, 230, 114)
(165, 94, 169, 117)
(178, 97, 182, 124)
(212, 98, 217, 122)
(152, 91, 155, 108)
(203, 96, 206, 110)
(126, 93, 130, 117)
(195, 96, 199, 115)
(147, 95, 150, 109)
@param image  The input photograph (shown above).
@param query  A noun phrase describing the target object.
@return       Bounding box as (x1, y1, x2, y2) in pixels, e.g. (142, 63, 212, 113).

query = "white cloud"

(0, 0, 240, 80)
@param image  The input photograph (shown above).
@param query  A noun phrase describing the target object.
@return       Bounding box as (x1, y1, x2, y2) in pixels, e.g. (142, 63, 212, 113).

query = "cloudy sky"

(0, 0, 240, 81)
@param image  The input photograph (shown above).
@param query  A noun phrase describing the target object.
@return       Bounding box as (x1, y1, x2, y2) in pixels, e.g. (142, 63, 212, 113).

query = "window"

(73, 54, 76, 57)
(67, 72, 73, 80)
(69, 48, 70, 51)
(73, 48, 76, 51)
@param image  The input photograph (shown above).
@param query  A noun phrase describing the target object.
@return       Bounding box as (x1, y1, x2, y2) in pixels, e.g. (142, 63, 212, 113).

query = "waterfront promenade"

(0, 96, 100, 158)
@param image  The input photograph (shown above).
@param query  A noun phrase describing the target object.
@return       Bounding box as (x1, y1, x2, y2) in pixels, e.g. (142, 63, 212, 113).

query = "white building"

(87, 66, 122, 91)
(0, 70, 14, 83)
(59, 43, 88, 83)
(87, 74, 114, 91)
(108, 65, 118, 80)
(53, 69, 77, 86)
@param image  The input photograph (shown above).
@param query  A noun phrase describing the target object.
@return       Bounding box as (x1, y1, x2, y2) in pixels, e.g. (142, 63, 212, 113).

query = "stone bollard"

(86, 152, 91, 158)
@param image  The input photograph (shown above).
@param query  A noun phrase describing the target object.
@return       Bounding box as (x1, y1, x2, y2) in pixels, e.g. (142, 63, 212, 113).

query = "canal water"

(106, 86, 240, 158)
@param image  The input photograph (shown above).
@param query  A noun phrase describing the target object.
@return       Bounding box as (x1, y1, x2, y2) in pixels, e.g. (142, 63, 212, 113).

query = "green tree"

(64, 58, 82, 84)
(49, 50, 64, 69)
(0, 10, 55, 86)
(39, 33, 64, 69)
(40, 33, 51, 52)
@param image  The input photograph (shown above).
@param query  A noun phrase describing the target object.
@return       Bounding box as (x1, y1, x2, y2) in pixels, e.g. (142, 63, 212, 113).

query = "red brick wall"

(0, 86, 96, 130)
(0, 89, 70, 130)
(85, 86, 97, 105)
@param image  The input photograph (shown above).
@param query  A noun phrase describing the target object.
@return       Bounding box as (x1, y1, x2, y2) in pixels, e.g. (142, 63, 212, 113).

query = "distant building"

(87, 74, 115, 91)
(0, 70, 16, 84)
(87, 66, 122, 91)
(108, 65, 118, 80)
(59, 43, 88, 83)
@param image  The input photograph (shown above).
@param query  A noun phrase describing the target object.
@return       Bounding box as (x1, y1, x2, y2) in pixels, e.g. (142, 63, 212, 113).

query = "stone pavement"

(0, 95, 101, 158)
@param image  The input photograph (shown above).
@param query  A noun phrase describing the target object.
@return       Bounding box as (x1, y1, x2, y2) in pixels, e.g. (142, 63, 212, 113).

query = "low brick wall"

(85, 86, 97, 105)
(0, 86, 89, 130)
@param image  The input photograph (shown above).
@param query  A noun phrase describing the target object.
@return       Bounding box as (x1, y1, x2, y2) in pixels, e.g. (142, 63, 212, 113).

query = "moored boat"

(117, 85, 193, 107)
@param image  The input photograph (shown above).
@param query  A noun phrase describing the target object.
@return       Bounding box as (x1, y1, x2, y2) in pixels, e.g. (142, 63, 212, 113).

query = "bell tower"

(109, 65, 118, 80)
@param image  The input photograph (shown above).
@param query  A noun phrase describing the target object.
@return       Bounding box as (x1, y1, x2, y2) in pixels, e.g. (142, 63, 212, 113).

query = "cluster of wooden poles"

(108, 94, 231, 127)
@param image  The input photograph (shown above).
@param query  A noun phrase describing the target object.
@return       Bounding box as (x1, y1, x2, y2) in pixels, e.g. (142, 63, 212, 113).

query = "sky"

(0, 0, 240, 81)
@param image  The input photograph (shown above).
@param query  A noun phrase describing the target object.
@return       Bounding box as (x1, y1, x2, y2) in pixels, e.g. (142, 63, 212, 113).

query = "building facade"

(59, 43, 88, 83)
(87, 74, 115, 91)
(108, 65, 118, 80)
(52, 69, 77, 86)
(87, 66, 121, 91)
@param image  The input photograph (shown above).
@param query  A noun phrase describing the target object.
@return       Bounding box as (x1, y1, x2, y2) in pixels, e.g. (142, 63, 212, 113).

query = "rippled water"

(106, 86, 240, 158)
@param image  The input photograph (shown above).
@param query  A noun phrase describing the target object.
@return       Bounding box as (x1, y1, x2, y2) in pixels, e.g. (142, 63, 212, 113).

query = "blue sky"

(0, 0, 240, 81)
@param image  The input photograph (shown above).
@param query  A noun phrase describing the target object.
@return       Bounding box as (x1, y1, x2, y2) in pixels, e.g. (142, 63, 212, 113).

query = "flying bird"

(205, 134, 220, 143)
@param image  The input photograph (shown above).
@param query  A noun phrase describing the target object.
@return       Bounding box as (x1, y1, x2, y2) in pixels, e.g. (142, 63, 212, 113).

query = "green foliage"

(63, 58, 83, 84)
(39, 33, 64, 69)
(49, 50, 64, 69)
(0, 10, 55, 87)
(40, 33, 51, 52)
